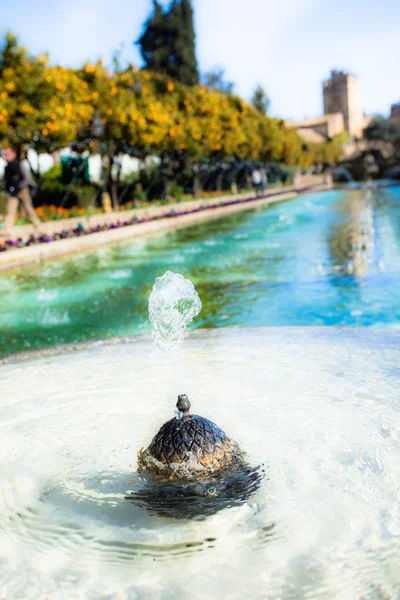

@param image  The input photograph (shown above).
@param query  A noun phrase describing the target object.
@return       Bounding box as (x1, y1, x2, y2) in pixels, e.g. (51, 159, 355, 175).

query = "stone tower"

(323, 70, 364, 139)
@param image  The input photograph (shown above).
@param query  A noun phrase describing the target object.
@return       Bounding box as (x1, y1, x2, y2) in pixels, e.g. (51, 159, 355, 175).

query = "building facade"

(323, 70, 365, 139)
(286, 113, 344, 142)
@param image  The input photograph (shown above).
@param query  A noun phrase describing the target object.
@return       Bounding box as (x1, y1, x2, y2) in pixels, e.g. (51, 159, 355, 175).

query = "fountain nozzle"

(138, 395, 245, 479)
(176, 394, 191, 419)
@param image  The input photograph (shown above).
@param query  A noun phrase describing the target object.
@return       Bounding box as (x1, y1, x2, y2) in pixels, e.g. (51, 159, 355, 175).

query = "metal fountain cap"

(176, 394, 191, 418)
(138, 395, 245, 479)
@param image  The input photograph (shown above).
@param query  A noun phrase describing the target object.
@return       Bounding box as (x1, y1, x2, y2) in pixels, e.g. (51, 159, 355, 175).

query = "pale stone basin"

(0, 327, 399, 599)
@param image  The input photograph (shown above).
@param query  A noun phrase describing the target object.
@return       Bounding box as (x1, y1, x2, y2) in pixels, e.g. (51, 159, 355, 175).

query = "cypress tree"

(136, 0, 199, 86)
(179, 0, 199, 85)
(136, 1, 171, 75)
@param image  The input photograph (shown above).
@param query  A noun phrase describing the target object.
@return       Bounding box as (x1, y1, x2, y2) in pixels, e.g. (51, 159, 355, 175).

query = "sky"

(1, 0, 399, 120)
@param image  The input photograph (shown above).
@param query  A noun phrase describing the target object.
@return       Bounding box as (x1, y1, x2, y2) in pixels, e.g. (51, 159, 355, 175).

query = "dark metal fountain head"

(138, 395, 245, 480)
(176, 393, 191, 416)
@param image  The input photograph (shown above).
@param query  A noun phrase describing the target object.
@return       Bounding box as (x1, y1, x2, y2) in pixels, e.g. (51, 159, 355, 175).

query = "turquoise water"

(0, 185, 399, 356)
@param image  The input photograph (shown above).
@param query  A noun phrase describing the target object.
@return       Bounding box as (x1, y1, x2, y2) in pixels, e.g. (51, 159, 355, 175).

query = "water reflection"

(1, 185, 400, 356)
(126, 465, 264, 520)
(328, 188, 375, 277)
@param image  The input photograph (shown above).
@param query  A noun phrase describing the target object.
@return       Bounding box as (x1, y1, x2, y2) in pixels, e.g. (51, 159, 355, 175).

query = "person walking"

(260, 168, 268, 194)
(1, 146, 42, 238)
(251, 168, 262, 194)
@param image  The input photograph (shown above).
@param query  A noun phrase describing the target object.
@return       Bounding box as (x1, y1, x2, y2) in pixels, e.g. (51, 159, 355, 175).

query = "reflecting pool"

(0, 185, 399, 356)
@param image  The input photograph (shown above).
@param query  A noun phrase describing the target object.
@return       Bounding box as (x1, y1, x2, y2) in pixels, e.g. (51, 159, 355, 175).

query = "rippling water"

(0, 328, 399, 599)
(0, 185, 399, 357)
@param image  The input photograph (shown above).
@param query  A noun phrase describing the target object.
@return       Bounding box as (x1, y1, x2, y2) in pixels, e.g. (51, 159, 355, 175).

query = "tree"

(201, 67, 234, 94)
(176, 0, 198, 86)
(0, 33, 91, 154)
(0, 31, 26, 73)
(251, 85, 270, 115)
(365, 118, 400, 145)
(136, 0, 199, 86)
(0, 31, 342, 198)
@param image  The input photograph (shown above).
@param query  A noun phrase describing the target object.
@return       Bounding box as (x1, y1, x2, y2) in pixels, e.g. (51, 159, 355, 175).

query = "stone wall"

(285, 114, 344, 141)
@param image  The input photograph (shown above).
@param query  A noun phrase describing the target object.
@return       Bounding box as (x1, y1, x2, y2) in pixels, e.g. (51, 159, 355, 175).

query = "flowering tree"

(0, 32, 341, 201)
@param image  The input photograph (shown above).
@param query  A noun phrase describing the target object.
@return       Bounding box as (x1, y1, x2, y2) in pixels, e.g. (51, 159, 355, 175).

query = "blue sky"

(1, 0, 399, 119)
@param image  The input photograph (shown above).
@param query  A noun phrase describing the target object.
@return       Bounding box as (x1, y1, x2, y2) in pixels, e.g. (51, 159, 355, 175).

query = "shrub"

(34, 179, 97, 209)
(170, 183, 184, 200)
(132, 188, 147, 203)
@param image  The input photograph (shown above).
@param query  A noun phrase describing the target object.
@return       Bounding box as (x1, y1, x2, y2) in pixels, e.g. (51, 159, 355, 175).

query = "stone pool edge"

(0, 183, 330, 272)
(1, 326, 398, 365)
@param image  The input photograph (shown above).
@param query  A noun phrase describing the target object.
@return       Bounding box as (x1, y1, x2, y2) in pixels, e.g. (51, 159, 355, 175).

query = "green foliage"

(0, 31, 27, 73)
(132, 188, 147, 203)
(365, 118, 400, 144)
(0, 32, 344, 182)
(137, 0, 199, 86)
(251, 85, 270, 115)
(170, 182, 184, 199)
(175, 0, 198, 86)
(201, 67, 234, 94)
(42, 164, 62, 181)
(36, 180, 97, 209)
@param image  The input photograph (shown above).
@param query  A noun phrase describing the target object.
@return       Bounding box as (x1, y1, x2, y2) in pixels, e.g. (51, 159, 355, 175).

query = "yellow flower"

(42, 128, 49, 136)
(1, 92, 7, 99)
(85, 65, 96, 73)
(50, 112, 57, 120)
(111, 87, 117, 96)
(167, 81, 174, 92)
(5, 82, 15, 92)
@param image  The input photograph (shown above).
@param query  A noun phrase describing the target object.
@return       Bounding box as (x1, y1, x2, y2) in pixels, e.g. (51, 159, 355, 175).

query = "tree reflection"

(327, 188, 375, 279)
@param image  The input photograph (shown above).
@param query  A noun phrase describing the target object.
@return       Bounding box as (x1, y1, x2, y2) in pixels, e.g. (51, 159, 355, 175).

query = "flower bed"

(0, 189, 293, 253)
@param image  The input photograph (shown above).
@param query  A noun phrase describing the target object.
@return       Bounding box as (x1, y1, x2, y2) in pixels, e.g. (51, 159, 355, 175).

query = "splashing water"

(148, 271, 202, 351)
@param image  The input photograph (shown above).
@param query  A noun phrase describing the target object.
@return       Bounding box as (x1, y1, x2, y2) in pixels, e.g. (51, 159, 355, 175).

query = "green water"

(0, 185, 399, 357)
